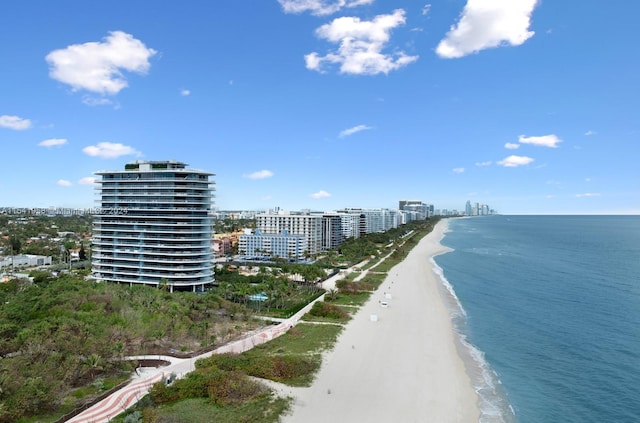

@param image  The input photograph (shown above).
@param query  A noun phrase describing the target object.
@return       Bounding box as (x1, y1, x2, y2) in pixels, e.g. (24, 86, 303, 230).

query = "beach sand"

(281, 219, 479, 423)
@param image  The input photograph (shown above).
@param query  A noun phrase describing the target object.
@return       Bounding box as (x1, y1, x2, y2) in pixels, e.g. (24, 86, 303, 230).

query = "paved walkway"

(68, 255, 393, 422)
(67, 297, 322, 422)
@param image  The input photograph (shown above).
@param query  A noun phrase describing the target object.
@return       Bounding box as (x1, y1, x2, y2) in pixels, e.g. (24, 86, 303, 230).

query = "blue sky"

(1, 0, 638, 214)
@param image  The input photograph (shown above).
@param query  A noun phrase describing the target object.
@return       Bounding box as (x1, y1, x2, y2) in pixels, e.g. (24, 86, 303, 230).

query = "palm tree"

(218, 281, 232, 300)
(235, 283, 250, 306)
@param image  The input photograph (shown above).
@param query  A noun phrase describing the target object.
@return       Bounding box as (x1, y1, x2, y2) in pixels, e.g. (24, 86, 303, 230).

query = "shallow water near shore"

(434, 215, 640, 423)
(432, 243, 516, 423)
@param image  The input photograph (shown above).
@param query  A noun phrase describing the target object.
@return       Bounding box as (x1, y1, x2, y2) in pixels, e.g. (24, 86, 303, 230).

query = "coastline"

(281, 219, 480, 422)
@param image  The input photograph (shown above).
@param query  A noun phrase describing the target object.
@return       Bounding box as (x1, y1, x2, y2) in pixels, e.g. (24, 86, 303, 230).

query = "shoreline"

(282, 219, 480, 422)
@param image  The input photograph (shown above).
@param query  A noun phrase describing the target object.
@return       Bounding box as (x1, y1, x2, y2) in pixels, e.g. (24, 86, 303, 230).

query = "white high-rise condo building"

(255, 211, 323, 256)
(92, 160, 215, 292)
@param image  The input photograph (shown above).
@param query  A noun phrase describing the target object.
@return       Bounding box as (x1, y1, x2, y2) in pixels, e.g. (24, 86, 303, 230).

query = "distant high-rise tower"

(465, 200, 472, 216)
(399, 200, 430, 220)
(92, 160, 215, 292)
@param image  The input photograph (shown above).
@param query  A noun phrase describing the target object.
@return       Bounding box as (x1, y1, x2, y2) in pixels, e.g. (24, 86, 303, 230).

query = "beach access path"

(280, 219, 480, 423)
(66, 257, 366, 422)
(67, 300, 324, 422)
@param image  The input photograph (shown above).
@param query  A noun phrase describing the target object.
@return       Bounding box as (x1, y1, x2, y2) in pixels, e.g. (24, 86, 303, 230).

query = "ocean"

(432, 215, 640, 423)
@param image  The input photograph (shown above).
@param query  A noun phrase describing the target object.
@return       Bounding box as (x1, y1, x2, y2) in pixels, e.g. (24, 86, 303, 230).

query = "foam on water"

(433, 215, 640, 423)
(430, 256, 515, 423)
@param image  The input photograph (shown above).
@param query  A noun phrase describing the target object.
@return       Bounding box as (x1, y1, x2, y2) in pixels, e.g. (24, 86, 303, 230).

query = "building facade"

(335, 209, 367, 239)
(238, 229, 307, 261)
(255, 211, 323, 256)
(321, 213, 344, 250)
(92, 160, 215, 292)
(399, 199, 431, 220)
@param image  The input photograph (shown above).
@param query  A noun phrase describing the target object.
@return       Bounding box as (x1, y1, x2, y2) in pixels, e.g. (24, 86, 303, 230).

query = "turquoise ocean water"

(433, 215, 640, 423)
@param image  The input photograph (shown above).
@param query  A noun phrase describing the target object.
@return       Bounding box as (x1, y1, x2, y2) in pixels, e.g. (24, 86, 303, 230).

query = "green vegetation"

(140, 396, 290, 423)
(213, 218, 255, 234)
(0, 274, 260, 423)
(213, 263, 327, 318)
(0, 214, 92, 272)
(305, 301, 351, 322)
(120, 323, 342, 422)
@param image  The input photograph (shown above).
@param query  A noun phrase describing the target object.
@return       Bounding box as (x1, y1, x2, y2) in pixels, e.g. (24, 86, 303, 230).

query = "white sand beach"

(282, 219, 479, 423)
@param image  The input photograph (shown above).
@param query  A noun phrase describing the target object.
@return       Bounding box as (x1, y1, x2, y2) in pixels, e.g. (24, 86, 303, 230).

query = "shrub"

(207, 370, 266, 405)
(148, 381, 179, 405)
(247, 355, 318, 382)
(308, 302, 349, 320)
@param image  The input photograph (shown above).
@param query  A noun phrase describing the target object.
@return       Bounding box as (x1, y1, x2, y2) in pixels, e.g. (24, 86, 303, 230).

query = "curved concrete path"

(68, 253, 394, 422)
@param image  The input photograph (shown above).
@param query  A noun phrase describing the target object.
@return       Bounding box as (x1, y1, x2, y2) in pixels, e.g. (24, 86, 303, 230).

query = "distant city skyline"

(1, 1, 638, 215)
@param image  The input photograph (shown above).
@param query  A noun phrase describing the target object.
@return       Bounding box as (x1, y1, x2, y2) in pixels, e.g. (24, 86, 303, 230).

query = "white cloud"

(78, 177, 97, 185)
(305, 9, 418, 75)
(82, 96, 115, 107)
(39, 138, 67, 148)
(181, 89, 191, 96)
(436, 0, 538, 59)
(244, 170, 274, 180)
(278, 0, 373, 16)
(584, 129, 596, 136)
(519, 134, 561, 148)
(422, 4, 432, 15)
(505, 142, 520, 150)
(498, 155, 534, 167)
(57, 179, 72, 187)
(339, 124, 371, 138)
(475, 161, 492, 167)
(0, 115, 32, 130)
(310, 190, 331, 199)
(82, 142, 141, 159)
(452, 167, 465, 173)
(46, 31, 156, 95)
(575, 192, 601, 198)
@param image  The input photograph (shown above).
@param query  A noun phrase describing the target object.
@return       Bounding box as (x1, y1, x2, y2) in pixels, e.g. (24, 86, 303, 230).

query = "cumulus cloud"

(78, 177, 97, 185)
(46, 31, 156, 95)
(57, 179, 72, 187)
(505, 142, 520, 150)
(243, 170, 274, 180)
(475, 161, 492, 167)
(584, 130, 596, 136)
(278, 0, 373, 16)
(452, 167, 465, 173)
(436, 0, 538, 59)
(39, 138, 67, 148)
(0, 115, 32, 130)
(339, 124, 371, 138)
(180, 89, 191, 96)
(498, 155, 534, 167)
(310, 190, 331, 199)
(519, 134, 561, 148)
(82, 142, 141, 159)
(305, 9, 418, 75)
(422, 4, 432, 15)
(575, 192, 601, 198)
